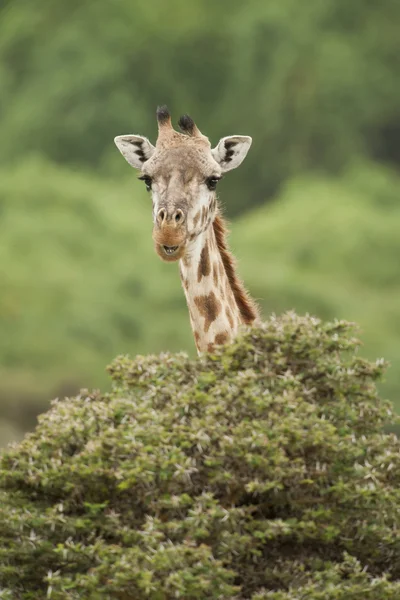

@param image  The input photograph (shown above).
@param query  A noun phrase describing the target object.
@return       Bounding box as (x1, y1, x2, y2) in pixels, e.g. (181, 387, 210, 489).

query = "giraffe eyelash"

(138, 175, 152, 191)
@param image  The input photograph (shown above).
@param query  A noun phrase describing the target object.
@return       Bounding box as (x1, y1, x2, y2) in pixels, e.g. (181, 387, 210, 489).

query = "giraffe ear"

(212, 135, 252, 173)
(114, 135, 155, 169)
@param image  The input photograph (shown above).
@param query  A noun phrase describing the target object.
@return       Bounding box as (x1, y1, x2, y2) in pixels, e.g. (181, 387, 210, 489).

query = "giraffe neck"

(179, 214, 258, 353)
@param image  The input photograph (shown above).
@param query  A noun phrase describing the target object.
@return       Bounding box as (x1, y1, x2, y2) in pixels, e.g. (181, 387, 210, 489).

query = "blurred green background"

(0, 0, 399, 445)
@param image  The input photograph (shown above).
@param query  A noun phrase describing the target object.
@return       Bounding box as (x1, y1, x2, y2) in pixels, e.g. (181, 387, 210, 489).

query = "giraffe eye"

(138, 175, 152, 191)
(206, 176, 221, 191)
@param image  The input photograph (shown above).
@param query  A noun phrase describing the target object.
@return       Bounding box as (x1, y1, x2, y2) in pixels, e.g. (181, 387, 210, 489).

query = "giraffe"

(114, 106, 260, 353)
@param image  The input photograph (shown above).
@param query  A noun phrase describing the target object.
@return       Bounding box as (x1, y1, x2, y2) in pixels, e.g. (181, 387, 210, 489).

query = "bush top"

(1, 313, 399, 599)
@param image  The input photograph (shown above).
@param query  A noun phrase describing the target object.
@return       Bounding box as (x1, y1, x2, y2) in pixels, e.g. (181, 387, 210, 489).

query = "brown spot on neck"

(182, 253, 190, 268)
(193, 210, 201, 228)
(226, 306, 234, 329)
(201, 206, 208, 227)
(214, 331, 229, 345)
(179, 263, 190, 290)
(213, 262, 219, 287)
(194, 291, 221, 332)
(198, 241, 211, 282)
(212, 215, 259, 325)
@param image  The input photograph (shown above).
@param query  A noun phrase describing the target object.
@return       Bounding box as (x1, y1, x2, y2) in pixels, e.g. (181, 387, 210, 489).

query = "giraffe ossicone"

(114, 106, 260, 353)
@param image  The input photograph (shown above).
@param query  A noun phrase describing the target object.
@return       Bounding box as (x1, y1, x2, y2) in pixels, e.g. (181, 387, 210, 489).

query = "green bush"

(1, 314, 399, 598)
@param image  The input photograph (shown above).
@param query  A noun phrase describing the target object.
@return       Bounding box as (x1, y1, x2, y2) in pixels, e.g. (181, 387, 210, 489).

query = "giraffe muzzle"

(153, 224, 186, 262)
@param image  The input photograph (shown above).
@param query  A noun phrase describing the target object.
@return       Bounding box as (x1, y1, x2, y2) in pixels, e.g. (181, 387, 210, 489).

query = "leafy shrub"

(0, 313, 399, 598)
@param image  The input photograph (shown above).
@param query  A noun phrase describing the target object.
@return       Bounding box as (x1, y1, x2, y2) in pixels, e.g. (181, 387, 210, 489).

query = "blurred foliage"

(0, 0, 399, 213)
(0, 0, 399, 444)
(0, 159, 193, 436)
(1, 316, 399, 598)
(236, 161, 400, 402)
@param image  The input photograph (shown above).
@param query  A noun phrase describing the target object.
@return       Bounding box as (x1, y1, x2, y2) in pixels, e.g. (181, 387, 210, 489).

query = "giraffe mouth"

(155, 242, 184, 262)
(163, 245, 179, 256)
(153, 228, 185, 262)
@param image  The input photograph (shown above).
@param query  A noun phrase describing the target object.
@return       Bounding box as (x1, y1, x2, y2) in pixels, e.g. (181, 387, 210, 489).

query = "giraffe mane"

(212, 214, 259, 325)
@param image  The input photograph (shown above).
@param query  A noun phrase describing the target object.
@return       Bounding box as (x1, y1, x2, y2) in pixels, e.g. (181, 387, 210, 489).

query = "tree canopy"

(0, 0, 399, 214)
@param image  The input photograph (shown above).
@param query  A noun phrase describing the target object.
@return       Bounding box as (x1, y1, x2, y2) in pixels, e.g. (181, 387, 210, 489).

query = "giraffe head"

(114, 106, 252, 262)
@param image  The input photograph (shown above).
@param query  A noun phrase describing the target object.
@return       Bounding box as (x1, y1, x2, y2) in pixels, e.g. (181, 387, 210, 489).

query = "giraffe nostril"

(158, 209, 166, 224)
(157, 208, 184, 226)
(174, 209, 184, 224)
